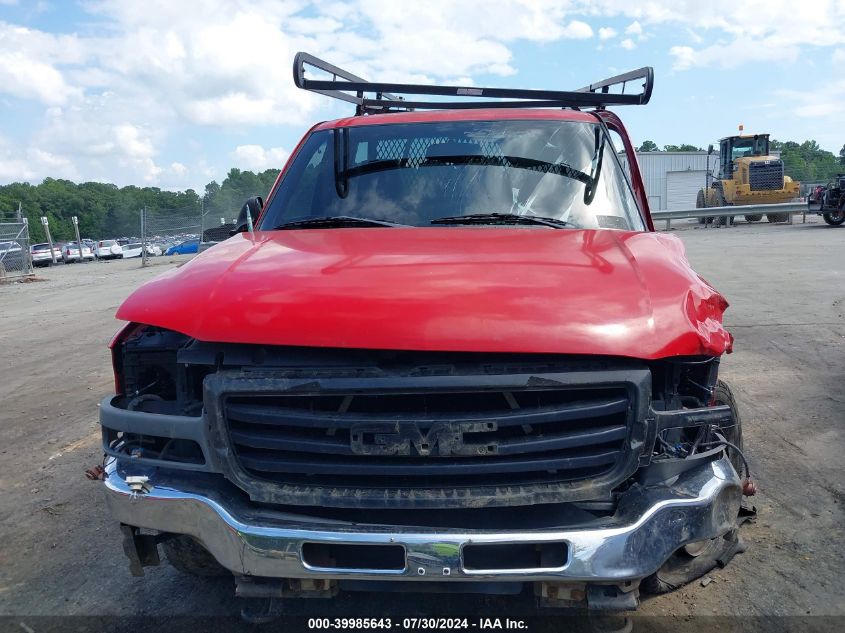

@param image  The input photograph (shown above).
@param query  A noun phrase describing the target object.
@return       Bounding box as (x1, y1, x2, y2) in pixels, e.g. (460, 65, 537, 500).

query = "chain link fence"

(140, 207, 204, 266)
(0, 219, 34, 280)
(139, 206, 238, 266)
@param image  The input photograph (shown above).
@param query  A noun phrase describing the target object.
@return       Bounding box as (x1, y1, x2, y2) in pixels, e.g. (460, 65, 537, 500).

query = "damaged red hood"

(116, 228, 731, 359)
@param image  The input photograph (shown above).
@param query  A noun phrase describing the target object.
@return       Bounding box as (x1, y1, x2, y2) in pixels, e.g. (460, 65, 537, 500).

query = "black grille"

(749, 161, 784, 191)
(223, 385, 631, 489)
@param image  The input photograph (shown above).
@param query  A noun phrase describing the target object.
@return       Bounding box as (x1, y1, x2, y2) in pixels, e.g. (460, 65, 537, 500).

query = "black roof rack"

(293, 52, 653, 115)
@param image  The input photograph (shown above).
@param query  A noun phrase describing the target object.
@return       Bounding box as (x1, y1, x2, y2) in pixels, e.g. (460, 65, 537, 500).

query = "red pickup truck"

(100, 53, 750, 618)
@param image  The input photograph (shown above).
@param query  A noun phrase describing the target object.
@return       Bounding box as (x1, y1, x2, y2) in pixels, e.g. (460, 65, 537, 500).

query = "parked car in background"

(122, 242, 163, 258)
(120, 243, 144, 258)
(61, 242, 94, 263)
(0, 241, 26, 272)
(30, 243, 61, 266)
(95, 240, 124, 260)
(165, 239, 199, 255)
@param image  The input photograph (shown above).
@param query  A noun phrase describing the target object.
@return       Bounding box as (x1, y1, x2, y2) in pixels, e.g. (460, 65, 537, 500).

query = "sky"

(0, 0, 843, 192)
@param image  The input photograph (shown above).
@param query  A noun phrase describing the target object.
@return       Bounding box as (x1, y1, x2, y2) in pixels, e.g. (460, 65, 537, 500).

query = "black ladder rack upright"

(293, 52, 653, 115)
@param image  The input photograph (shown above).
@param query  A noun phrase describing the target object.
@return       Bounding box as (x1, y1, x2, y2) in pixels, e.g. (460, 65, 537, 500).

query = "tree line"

(637, 139, 845, 184)
(3, 139, 844, 242)
(0, 168, 279, 243)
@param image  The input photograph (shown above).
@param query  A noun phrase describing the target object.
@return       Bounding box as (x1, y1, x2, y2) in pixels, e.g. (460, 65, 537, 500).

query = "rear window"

(123, 243, 142, 250)
(31, 244, 50, 251)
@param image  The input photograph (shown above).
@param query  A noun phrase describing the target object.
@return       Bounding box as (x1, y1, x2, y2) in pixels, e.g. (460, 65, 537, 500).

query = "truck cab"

(99, 53, 751, 618)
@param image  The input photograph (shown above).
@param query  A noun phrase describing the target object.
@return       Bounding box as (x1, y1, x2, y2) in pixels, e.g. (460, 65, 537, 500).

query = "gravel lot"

(0, 219, 842, 630)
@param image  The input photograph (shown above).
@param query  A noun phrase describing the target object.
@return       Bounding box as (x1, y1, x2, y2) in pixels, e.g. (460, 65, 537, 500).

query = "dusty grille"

(224, 386, 630, 489)
(202, 358, 651, 508)
(749, 161, 784, 191)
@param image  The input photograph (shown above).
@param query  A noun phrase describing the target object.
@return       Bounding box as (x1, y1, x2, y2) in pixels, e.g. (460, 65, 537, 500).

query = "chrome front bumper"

(103, 456, 741, 583)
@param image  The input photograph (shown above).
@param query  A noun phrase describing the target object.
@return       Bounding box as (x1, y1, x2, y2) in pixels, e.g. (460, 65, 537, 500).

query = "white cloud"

(625, 21, 642, 36)
(561, 20, 593, 39)
(0, 135, 79, 182)
(0, 23, 87, 105)
(598, 27, 617, 40)
(1, 0, 615, 188)
(3, 0, 845, 188)
(576, 0, 845, 71)
(778, 81, 845, 119)
(0, 52, 80, 104)
(231, 145, 290, 172)
(685, 28, 703, 44)
(671, 37, 801, 71)
(670, 45, 695, 68)
(113, 124, 155, 159)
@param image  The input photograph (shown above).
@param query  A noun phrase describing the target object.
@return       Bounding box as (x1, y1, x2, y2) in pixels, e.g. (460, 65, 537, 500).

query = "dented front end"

(101, 226, 740, 608)
(101, 323, 743, 609)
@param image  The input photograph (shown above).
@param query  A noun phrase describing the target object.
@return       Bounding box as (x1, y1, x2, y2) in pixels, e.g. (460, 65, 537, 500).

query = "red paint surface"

(313, 108, 601, 130)
(116, 228, 731, 360)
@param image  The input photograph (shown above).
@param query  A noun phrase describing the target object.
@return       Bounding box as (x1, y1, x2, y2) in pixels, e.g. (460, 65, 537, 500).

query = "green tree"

(203, 168, 279, 222)
(637, 140, 658, 152)
(772, 139, 840, 183)
(839, 144, 845, 166)
(663, 144, 702, 152)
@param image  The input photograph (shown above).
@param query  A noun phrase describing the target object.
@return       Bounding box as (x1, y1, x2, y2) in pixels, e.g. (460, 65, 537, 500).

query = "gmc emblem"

(349, 421, 498, 457)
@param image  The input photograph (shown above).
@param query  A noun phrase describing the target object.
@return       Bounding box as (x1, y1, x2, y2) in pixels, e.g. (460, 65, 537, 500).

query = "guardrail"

(651, 202, 807, 229)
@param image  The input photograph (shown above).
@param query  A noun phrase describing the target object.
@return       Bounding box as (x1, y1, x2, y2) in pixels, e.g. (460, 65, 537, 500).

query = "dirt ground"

(0, 219, 843, 630)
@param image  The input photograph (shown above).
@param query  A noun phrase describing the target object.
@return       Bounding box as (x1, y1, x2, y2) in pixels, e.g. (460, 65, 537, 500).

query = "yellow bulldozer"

(697, 132, 800, 225)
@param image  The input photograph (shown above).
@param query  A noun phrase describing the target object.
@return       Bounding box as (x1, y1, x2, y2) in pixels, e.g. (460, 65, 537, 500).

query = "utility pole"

(41, 216, 57, 265)
(71, 216, 84, 263)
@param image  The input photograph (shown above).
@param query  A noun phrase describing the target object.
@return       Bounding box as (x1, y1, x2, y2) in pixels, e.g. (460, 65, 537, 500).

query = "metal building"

(620, 152, 717, 212)
(619, 150, 783, 212)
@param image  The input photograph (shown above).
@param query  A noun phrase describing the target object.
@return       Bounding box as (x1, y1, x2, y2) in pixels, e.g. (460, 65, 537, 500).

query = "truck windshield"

(260, 120, 644, 231)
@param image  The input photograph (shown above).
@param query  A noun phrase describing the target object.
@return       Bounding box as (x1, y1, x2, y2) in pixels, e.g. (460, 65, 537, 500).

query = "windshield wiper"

(431, 213, 572, 229)
(273, 216, 408, 230)
(334, 128, 349, 199)
(583, 126, 606, 204)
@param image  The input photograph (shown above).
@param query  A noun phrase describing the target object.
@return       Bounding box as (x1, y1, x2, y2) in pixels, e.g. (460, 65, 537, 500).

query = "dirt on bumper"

(103, 456, 741, 584)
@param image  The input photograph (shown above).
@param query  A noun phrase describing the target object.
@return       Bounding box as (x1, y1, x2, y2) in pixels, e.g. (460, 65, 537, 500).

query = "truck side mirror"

(231, 196, 264, 235)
